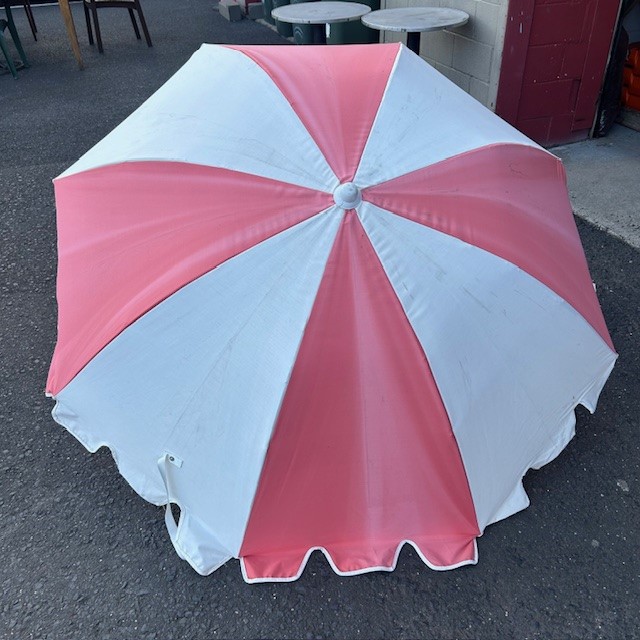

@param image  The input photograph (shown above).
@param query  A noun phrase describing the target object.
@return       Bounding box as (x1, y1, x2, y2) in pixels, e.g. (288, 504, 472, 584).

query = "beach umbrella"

(47, 43, 616, 582)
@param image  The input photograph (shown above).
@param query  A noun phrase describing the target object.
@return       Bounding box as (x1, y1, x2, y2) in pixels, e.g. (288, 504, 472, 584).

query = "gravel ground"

(1, 1, 638, 638)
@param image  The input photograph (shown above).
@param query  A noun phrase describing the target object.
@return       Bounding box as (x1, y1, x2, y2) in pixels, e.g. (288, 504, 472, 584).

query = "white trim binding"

(239, 539, 479, 584)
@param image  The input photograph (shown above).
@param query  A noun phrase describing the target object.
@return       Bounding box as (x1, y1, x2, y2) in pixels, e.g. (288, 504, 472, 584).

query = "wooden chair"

(83, 0, 152, 54)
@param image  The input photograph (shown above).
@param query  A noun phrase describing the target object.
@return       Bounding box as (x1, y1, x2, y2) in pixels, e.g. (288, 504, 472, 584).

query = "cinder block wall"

(380, 0, 508, 110)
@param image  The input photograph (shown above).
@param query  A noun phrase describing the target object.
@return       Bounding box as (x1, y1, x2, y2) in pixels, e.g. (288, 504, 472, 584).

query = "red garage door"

(496, 0, 621, 146)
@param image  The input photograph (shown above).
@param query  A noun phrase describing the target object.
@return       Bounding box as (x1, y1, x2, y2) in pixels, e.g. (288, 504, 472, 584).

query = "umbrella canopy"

(47, 43, 617, 582)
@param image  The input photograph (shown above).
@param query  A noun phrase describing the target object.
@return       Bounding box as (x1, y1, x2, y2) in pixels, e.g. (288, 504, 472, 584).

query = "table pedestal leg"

(406, 31, 420, 54)
(311, 23, 326, 44)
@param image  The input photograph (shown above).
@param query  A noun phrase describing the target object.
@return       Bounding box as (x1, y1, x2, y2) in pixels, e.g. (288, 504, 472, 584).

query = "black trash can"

(290, 0, 319, 44)
(327, 0, 380, 44)
(272, 0, 293, 37)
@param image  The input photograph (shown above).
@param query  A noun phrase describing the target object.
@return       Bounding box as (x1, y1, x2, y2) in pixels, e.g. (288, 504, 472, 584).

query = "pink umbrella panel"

(47, 43, 617, 582)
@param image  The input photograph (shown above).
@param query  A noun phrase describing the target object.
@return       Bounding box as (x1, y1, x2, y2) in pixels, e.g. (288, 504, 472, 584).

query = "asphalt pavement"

(1, 1, 638, 638)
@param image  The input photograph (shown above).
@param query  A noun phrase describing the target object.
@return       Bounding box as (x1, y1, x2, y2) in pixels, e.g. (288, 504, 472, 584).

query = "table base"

(406, 31, 420, 54)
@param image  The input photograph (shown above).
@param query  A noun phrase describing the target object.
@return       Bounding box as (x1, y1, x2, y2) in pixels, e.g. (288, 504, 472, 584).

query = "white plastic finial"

(333, 182, 362, 209)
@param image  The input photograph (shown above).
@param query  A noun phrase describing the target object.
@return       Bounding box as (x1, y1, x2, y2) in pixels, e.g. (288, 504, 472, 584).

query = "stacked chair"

(83, 0, 152, 53)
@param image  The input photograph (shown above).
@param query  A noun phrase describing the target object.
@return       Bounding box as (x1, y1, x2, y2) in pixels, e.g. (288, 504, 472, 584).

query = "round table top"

(362, 7, 469, 33)
(272, 1, 372, 25)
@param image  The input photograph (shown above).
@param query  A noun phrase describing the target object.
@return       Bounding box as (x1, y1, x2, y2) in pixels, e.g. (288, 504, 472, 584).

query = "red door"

(496, 0, 621, 146)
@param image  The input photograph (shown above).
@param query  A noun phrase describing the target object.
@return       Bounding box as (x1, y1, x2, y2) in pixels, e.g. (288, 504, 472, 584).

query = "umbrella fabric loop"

(163, 501, 179, 541)
(157, 453, 235, 575)
(157, 453, 182, 543)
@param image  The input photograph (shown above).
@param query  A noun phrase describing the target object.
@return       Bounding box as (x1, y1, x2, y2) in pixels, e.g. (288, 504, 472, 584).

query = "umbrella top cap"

(333, 182, 362, 210)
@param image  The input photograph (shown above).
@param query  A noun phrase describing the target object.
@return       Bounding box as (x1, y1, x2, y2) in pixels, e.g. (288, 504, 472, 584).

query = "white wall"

(380, 0, 508, 110)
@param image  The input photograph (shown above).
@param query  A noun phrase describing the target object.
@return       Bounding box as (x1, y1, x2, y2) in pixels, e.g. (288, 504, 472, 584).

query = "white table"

(362, 7, 468, 54)
(272, 1, 372, 44)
